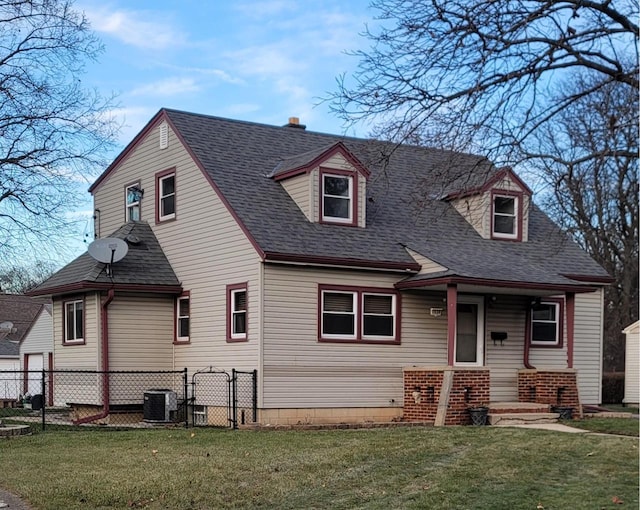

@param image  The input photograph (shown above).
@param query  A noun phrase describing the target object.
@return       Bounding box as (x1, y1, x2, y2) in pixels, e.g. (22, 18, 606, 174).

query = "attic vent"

(159, 122, 168, 149)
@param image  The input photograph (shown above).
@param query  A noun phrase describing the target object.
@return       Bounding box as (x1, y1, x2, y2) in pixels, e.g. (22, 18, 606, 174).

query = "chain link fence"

(0, 368, 257, 430)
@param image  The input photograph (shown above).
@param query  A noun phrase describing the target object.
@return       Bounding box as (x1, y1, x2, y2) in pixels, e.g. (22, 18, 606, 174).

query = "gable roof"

(0, 294, 47, 356)
(27, 222, 182, 296)
(90, 108, 610, 290)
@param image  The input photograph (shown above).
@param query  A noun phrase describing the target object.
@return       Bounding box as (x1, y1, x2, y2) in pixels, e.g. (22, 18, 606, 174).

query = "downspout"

(73, 289, 114, 424)
(523, 305, 535, 369)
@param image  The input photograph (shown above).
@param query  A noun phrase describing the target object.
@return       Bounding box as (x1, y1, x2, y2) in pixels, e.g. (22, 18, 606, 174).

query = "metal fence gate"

(191, 368, 257, 429)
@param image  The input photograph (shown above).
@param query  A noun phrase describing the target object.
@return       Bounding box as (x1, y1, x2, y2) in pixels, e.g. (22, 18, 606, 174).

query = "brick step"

(489, 402, 550, 414)
(489, 412, 559, 426)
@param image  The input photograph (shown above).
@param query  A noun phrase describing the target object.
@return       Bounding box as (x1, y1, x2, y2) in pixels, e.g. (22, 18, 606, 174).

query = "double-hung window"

(125, 183, 142, 221)
(530, 300, 563, 347)
(64, 299, 84, 344)
(157, 171, 176, 222)
(227, 284, 247, 341)
(322, 172, 353, 223)
(176, 295, 190, 342)
(492, 193, 519, 239)
(320, 286, 399, 343)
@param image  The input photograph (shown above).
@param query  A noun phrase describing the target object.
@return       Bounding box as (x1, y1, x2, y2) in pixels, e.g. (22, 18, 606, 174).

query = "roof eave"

(263, 251, 420, 273)
(27, 282, 183, 297)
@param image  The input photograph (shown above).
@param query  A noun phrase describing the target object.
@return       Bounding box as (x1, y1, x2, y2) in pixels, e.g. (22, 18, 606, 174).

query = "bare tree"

(0, 260, 56, 293)
(530, 72, 638, 371)
(331, 0, 638, 159)
(0, 0, 119, 264)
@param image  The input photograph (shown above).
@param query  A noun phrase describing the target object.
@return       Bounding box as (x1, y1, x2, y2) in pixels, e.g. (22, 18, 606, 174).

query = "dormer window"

(491, 191, 521, 240)
(321, 171, 354, 224)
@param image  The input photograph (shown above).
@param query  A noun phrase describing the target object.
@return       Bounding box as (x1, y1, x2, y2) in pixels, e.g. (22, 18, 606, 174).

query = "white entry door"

(455, 296, 485, 366)
(27, 353, 44, 395)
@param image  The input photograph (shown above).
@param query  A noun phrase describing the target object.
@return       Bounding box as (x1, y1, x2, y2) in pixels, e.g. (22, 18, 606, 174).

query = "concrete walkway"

(0, 488, 32, 510)
(495, 422, 589, 433)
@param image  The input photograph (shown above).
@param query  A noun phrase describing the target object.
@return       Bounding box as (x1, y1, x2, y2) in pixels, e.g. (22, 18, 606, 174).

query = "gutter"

(73, 289, 114, 425)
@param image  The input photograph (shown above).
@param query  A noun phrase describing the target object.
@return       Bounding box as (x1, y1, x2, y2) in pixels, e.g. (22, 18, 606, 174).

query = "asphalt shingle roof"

(162, 109, 608, 286)
(0, 294, 47, 356)
(29, 222, 181, 295)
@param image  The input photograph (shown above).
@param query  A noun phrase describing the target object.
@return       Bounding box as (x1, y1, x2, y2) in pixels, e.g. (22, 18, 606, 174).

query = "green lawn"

(570, 417, 639, 437)
(1, 426, 638, 510)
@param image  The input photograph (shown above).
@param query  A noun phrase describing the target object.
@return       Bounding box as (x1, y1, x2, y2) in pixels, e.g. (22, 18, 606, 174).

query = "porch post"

(566, 292, 575, 368)
(447, 284, 457, 366)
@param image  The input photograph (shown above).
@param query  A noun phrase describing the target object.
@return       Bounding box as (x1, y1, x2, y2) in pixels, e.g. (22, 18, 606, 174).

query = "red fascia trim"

(226, 282, 248, 342)
(47, 352, 54, 406)
(264, 251, 421, 272)
(395, 276, 598, 293)
(155, 167, 177, 224)
(319, 167, 358, 226)
(272, 142, 371, 181)
(527, 297, 565, 349)
(446, 284, 457, 365)
(443, 167, 532, 201)
(566, 292, 575, 368)
(163, 114, 267, 261)
(28, 282, 183, 297)
(90, 110, 168, 193)
(174, 290, 191, 344)
(318, 284, 401, 343)
(523, 306, 535, 369)
(490, 189, 523, 242)
(23, 354, 28, 394)
(62, 296, 87, 346)
(560, 274, 615, 284)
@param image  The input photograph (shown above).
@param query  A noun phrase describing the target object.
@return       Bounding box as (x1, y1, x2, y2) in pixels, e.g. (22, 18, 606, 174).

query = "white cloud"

(129, 77, 201, 97)
(83, 5, 186, 50)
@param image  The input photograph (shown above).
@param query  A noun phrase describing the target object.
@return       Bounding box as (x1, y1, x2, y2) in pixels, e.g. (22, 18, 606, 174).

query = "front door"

(455, 296, 484, 366)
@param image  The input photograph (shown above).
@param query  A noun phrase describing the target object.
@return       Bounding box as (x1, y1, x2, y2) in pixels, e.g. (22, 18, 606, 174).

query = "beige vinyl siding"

(485, 296, 528, 401)
(623, 321, 639, 404)
(20, 307, 53, 369)
(405, 247, 448, 274)
(573, 289, 604, 404)
(53, 292, 100, 370)
(281, 173, 312, 221)
(451, 194, 487, 238)
(93, 121, 261, 374)
(262, 264, 449, 408)
(107, 295, 174, 370)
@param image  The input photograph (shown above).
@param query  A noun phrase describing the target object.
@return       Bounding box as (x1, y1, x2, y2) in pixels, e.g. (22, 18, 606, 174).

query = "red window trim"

(124, 180, 142, 223)
(317, 284, 401, 344)
(490, 189, 523, 242)
(155, 167, 177, 224)
(174, 291, 191, 344)
(62, 296, 86, 346)
(226, 283, 248, 342)
(319, 168, 358, 227)
(527, 297, 564, 349)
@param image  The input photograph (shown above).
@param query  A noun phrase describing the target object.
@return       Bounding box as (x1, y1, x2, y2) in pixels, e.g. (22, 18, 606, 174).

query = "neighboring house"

(0, 294, 51, 400)
(28, 109, 612, 425)
(623, 321, 639, 405)
(20, 304, 54, 397)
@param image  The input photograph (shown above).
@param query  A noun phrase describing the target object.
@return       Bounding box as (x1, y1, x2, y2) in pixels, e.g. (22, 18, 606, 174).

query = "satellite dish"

(88, 237, 129, 264)
(0, 321, 14, 332)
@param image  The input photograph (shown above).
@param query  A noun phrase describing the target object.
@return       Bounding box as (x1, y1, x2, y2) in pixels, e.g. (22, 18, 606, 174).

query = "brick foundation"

(517, 369, 580, 417)
(403, 367, 490, 425)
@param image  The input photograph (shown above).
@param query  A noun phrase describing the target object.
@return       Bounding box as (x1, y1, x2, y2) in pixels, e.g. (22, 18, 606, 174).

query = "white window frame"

(362, 293, 396, 340)
(64, 299, 84, 343)
(176, 296, 190, 342)
(492, 194, 518, 239)
(125, 183, 141, 222)
(321, 290, 357, 339)
(322, 173, 353, 223)
(158, 173, 176, 221)
(531, 301, 561, 346)
(230, 288, 247, 340)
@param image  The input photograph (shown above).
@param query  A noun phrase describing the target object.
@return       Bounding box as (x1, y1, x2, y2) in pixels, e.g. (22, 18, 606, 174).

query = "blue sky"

(63, 0, 376, 259)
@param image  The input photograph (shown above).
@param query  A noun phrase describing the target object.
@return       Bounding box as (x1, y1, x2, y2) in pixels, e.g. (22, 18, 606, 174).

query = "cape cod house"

(28, 109, 611, 426)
